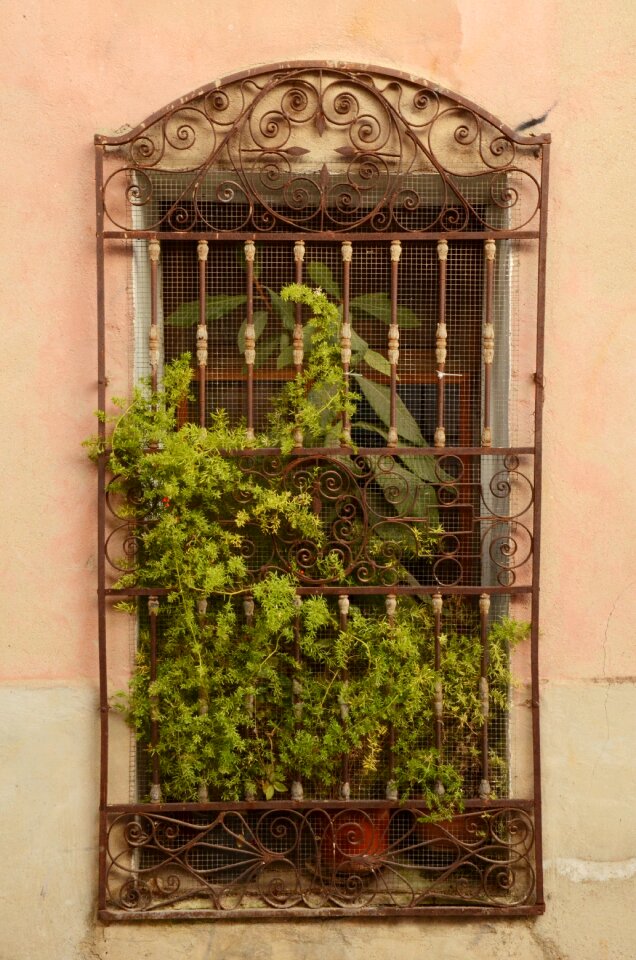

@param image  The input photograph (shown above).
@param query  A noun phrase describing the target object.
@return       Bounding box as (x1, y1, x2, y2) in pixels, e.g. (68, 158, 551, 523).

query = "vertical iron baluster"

(478, 593, 491, 798)
(338, 595, 350, 800)
(148, 596, 162, 803)
(435, 239, 448, 448)
(482, 239, 496, 447)
(385, 595, 398, 801)
(293, 240, 305, 448)
(387, 240, 401, 447)
(197, 240, 209, 427)
(197, 597, 209, 802)
(291, 595, 304, 801)
(244, 240, 256, 442)
(341, 241, 353, 446)
(243, 595, 256, 801)
(432, 592, 445, 796)
(148, 238, 161, 395)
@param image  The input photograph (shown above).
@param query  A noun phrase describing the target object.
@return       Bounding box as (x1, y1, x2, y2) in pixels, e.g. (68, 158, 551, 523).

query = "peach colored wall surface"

(1, 1, 635, 958)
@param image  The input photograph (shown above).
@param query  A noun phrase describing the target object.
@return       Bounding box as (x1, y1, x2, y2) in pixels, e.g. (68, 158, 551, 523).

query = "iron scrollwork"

(100, 66, 543, 236)
(105, 805, 536, 916)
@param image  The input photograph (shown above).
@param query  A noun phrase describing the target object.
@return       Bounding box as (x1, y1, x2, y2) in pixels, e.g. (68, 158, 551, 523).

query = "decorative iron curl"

(256, 811, 301, 856)
(104, 524, 141, 573)
(482, 520, 533, 586)
(118, 878, 152, 910)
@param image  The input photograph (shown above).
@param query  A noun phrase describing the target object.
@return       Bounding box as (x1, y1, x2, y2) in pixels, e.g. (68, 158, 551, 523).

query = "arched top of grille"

(97, 62, 548, 235)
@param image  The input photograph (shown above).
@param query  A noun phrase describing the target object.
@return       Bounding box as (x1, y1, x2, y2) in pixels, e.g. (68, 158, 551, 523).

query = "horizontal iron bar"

(100, 904, 545, 922)
(102, 445, 535, 458)
(103, 585, 533, 597)
(102, 230, 540, 243)
(107, 797, 534, 813)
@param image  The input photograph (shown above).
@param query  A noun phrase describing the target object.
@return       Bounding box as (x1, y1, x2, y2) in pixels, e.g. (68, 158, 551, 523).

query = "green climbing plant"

(88, 283, 527, 814)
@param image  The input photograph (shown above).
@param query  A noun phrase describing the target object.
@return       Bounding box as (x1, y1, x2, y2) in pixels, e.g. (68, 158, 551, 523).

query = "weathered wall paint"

(1, 0, 635, 957)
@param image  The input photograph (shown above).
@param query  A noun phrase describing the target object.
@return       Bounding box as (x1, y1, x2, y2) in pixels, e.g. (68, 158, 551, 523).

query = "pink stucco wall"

(1, 1, 635, 957)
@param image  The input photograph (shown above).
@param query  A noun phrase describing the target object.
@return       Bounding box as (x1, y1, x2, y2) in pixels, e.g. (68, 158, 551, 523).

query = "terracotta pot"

(416, 811, 487, 866)
(321, 808, 390, 876)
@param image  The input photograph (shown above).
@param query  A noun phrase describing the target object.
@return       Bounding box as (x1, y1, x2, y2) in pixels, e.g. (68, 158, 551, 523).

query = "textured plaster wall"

(1, 1, 635, 958)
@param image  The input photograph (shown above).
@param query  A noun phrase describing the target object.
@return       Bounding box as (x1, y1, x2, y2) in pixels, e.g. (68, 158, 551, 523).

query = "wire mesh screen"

(132, 591, 523, 806)
(148, 237, 521, 448)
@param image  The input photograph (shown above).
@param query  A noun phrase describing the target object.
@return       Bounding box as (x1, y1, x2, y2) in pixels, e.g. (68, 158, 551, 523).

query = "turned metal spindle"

(148, 596, 162, 803)
(340, 241, 353, 446)
(432, 592, 445, 796)
(197, 240, 209, 427)
(244, 240, 256, 442)
(482, 239, 496, 447)
(293, 240, 305, 448)
(478, 593, 491, 799)
(148, 238, 161, 395)
(291, 595, 304, 802)
(196, 597, 209, 802)
(243, 595, 257, 801)
(338, 595, 351, 800)
(387, 240, 402, 448)
(435, 239, 448, 448)
(385, 594, 398, 801)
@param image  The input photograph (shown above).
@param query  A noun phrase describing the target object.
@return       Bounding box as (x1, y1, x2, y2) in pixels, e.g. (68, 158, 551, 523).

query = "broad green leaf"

(166, 294, 247, 327)
(238, 310, 267, 352)
(254, 336, 279, 367)
(362, 349, 391, 377)
(400, 457, 440, 483)
(276, 345, 294, 369)
(351, 420, 388, 442)
(266, 288, 295, 330)
(306, 261, 342, 300)
(350, 329, 369, 354)
(351, 293, 420, 328)
(356, 377, 424, 445)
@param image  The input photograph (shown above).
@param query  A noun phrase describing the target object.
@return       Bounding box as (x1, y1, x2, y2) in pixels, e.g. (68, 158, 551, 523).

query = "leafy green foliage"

(90, 282, 528, 813)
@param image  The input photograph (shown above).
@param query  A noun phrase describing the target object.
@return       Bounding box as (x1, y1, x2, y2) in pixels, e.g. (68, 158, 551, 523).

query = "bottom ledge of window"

(101, 802, 539, 919)
(99, 904, 545, 923)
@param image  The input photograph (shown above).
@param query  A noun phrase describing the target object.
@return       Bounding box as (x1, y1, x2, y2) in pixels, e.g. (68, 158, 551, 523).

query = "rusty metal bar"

(104, 228, 543, 242)
(478, 593, 491, 799)
(387, 240, 401, 447)
(293, 240, 305, 449)
(197, 598, 209, 802)
(95, 142, 109, 915)
(243, 595, 256, 801)
(148, 239, 160, 394)
(148, 596, 162, 803)
(435, 240, 448, 447)
(108, 796, 534, 813)
(244, 240, 256, 442)
(482, 239, 496, 447)
(385, 594, 398, 800)
(432, 592, 445, 795)
(340, 241, 352, 446)
(291, 595, 304, 802)
(196, 240, 209, 427)
(531, 140, 551, 908)
(338, 594, 350, 800)
(107, 583, 535, 598)
(293, 240, 305, 375)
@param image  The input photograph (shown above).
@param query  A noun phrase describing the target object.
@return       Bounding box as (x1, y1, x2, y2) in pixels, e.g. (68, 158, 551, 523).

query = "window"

(95, 63, 549, 919)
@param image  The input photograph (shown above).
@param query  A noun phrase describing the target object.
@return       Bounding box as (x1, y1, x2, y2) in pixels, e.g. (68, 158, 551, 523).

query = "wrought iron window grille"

(95, 62, 549, 921)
